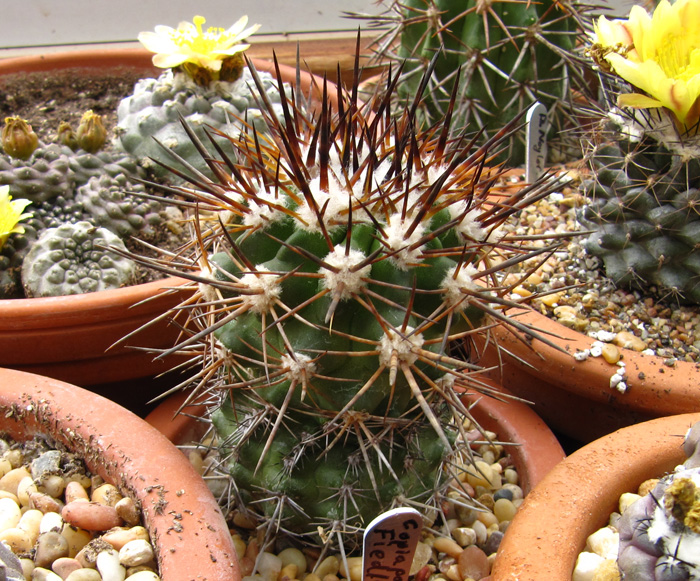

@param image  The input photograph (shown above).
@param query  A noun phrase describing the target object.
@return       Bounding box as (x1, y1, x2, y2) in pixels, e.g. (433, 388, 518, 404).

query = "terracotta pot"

(147, 380, 566, 498)
(0, 49, 339, 387)
(490, 412, 700, 581)
(0, 366, 239, 581)
(475, 305, 700, 443)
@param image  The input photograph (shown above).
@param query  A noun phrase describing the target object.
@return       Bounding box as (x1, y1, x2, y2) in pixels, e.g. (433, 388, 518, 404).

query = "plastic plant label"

(526, 102, 548, 183)
(362, 507, 422, 581)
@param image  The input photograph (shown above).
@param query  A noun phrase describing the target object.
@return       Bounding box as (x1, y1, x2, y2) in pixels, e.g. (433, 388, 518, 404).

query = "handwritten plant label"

(362, 507, 422, 581)
(526, 102, 549, 184)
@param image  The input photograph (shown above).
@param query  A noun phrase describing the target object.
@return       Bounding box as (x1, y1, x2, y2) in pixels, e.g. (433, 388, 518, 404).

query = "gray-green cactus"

(76, 174, 162, 238)
(0, 143, 73, 203)
(21, 220, 135, 297)
(114, 67, 287, 178)
(579, 126, 700, 304)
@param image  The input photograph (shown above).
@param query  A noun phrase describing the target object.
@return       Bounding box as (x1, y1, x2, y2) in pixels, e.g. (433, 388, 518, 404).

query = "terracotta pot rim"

(0, 367, 239, 580)
(486, 305, 700, 416)
(491, 412, 700, 581)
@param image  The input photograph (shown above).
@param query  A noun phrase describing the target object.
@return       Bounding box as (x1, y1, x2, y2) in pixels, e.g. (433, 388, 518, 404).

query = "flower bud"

(57, 121, 79, 150)
(2, 117, 38, 160)
(76, 110, 107, 153)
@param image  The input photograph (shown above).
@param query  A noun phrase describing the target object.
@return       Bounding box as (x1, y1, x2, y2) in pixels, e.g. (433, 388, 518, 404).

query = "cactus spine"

(355, 0, 589, 164)
(134, 55, 566, 550)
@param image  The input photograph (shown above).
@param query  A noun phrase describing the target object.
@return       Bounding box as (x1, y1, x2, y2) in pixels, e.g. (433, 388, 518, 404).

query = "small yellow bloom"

(0, 186, 32, 250)
(592, 0, 700, 129)
(138, 15, 260, 77)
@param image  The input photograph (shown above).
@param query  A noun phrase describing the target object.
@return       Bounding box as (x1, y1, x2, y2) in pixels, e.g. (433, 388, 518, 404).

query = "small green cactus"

(21, 220, 135, 297)
(352, 0, 590, 164)
(132, 55, 566, 550)
(581, 0, 700, 304)
(114, 67, 287, 178)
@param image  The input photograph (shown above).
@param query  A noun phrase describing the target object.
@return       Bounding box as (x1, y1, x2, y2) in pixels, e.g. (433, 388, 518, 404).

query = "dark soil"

(0, 68, 185, 297)
(0, 68, 144, 142)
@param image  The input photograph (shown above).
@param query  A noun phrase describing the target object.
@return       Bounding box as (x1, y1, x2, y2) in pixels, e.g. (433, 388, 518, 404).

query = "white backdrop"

(0, 0, 640, 50)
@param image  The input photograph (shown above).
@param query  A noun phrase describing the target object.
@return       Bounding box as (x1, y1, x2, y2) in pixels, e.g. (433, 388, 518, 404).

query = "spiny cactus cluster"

(616, 421, 700, 580)
(352, 0, 591, 164)
(114, 66, 287, 178)
(580, 0, 700, 305)
(130, 52, 567, 550)
(579, 128, 700, 304)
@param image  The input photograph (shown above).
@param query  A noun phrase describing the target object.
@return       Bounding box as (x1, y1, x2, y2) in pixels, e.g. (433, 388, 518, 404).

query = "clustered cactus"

(131, 53, 567, 550)
(0, 15, 274, 298)
(353, 0, 590, 164)
(616, 421, 700, 580)
(581, 0, 700, 304)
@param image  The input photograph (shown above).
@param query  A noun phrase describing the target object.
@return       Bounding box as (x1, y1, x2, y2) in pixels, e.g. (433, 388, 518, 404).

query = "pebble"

(96, 548, 126, 581)
(65, 570, 103, 581)
(35, 531, 70, 568)
(119, 539, 155, 567)
(457, 546, 490, 580)
(62, 501, 122, 531)
(482, 531, 504, 555)
(102, 525, 150, 550)
(30, 568, 63, 581)
(52, 557, 83, 578)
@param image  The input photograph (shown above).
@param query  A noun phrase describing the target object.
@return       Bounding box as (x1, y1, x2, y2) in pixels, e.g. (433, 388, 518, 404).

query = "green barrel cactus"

(21, 221, 135, 297)
(135, 58, 565, 549)
(354, 0, 589, 164)
(581, 1, 700, 304)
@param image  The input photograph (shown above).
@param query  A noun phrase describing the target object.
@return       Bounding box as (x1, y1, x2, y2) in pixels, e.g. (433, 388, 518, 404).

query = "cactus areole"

(138, 52, 566, 549)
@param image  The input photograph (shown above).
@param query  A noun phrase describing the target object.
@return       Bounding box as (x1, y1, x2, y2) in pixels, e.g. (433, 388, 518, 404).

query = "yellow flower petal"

(593, 0, 700, 128)
(138, 15, 260, 82)
(617, 93, 664, 109)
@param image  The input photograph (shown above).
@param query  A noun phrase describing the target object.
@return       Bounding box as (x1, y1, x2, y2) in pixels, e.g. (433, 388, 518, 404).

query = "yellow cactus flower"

(592, 0, 700, 130)
(0, 186, 32, 249)
(138, 15, 260, 74)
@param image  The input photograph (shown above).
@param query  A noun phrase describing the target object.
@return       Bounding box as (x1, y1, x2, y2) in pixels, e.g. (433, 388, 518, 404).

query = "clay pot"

(490, 412, 700, 581)
(475, 305, 700, 443)
(0, 49, 338, 387)
(147, 381, 566, 498)
(0, 366, 239, 580)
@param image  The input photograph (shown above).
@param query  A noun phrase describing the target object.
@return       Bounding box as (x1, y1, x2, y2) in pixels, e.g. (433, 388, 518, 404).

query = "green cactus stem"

(127, 52, 568, 551)
(351, 0, 591, 165)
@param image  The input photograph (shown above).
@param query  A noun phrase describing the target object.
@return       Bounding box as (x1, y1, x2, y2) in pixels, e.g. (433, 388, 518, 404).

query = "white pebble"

(28, 567, 63, 581)
(592, 330, 617, 342)
(574, 350, 590, 361)
(96, 548, 126, 581)
(119, 539, 154, 567)
(586, 526, 619, 560)
(39, 511, 63, 534)
(470, 520, 488, 545)
(0, 497, 21, 532)
(257, 552, 282, 581)
(589, 342, 604, 358)
(572, 551, 604, 581)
